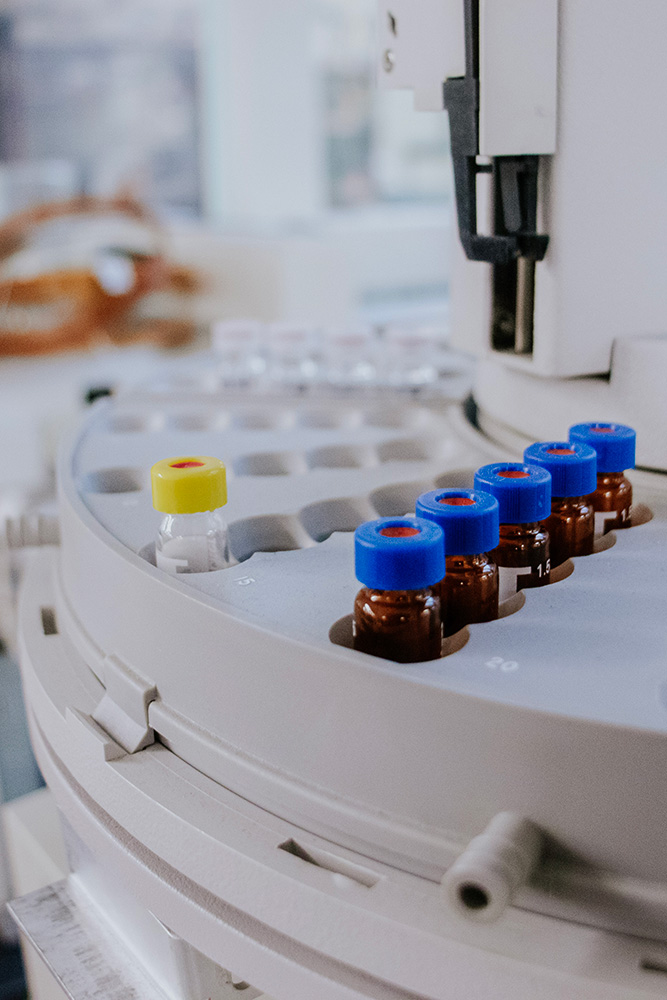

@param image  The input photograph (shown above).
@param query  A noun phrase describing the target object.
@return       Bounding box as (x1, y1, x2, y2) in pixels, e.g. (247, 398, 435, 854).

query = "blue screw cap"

(474, 463, 551, 524)
(416, 489, 499, 555)
(523, 441, 597, 498)
(354, 517, 445, 591)
(569, 422, 636, 473)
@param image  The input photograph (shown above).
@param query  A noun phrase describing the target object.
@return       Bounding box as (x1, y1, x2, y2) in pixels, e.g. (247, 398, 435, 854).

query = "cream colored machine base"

(6, 374, 667, 1000)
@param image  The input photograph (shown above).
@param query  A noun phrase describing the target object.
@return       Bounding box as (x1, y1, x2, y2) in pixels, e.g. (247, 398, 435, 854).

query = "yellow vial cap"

(151, 456, 227, 514)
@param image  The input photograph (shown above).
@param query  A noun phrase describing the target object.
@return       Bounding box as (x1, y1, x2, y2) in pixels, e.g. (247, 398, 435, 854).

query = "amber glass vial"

(474, 463, 551, 603)
(416, 488, 499, 636)
(569, 422, 636, 534)
(353, 517, 445, 663)
(523, 441, 597, 567)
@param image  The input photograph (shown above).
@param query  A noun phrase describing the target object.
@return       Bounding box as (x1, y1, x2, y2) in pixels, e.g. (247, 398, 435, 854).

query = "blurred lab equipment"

(0, 194, 201, 357)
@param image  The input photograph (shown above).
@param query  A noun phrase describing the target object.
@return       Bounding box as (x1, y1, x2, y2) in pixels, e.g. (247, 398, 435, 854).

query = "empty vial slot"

(300, 496, 377, 542)
(229, 515, 314, 563)
(363, 407, 412, 429)
(81, 467, 144, 494)
(40, 606, 58, 635)
(278, 838, 380, 888)
(297, 408, 358, 429)
(168, 411, 215, 432)
(232, 409, 292, 430)
(233, 451, 307, 477)
(307, 444, 378, 470)
(107, 411, 163, 433)
(377, 438, 434, 463)
(370, 479, 434, 517)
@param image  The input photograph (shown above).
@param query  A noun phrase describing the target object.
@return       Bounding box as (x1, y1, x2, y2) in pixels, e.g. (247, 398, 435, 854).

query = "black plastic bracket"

(443, 0, 549, 265)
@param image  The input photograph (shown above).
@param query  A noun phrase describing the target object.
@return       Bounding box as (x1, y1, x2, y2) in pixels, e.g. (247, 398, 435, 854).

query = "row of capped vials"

(149, 422, 635, 663)
(210, 320, 462, 393)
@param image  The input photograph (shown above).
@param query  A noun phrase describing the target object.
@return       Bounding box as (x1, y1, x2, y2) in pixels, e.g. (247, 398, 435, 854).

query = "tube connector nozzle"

(443, 812, 544, 923)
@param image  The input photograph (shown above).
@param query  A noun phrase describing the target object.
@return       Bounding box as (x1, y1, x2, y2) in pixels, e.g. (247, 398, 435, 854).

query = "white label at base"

(155, 550, 190, 574)
(594, 508, 629, 536)
(498, 565, 532, 603)
(155, 536, 211, 574)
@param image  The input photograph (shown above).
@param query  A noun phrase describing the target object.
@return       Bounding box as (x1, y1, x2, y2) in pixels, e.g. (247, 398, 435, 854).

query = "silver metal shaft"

(515, 256, 535, 354)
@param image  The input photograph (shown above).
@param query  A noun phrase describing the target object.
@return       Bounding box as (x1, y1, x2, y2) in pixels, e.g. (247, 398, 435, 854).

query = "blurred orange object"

(0, 194, 201, 357)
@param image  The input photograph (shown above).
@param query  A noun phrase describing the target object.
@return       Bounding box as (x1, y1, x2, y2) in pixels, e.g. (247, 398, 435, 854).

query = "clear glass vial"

(569, 422, 636, 534)
(416, 489, 499, 636)
(322, 326, 377, 390)
(523, 441, 597, 566)
(474, 463, 551, 603)
(211, 319, 266, 386)
(151, 456, 230, 574)
(265, 323, 320, 389)
(353, 517, 444, 663)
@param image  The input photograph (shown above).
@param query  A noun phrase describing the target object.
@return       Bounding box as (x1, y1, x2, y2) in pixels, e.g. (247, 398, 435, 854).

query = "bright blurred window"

(0, 0, 200, 216)
(316, 0, 452, 209)
(0, 0, 452, 218)
(0, 0, 453, 325)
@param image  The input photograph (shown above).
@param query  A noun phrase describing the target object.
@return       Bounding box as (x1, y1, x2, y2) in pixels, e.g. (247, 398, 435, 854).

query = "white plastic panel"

(62, 392, 665, 735)
(32, 384, 667, 901)
(377, 0, 466, 110)
(453, 0, 667, 378)
(12, 380, 667, 998)
(474, 341, 667, 472)
(478, 0, 558, 156)
(15, 540, 667, 1000)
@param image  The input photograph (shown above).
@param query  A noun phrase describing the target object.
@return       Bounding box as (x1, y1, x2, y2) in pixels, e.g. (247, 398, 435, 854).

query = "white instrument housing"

(11, 379, 667, 999)
(379, 0, 667, 468)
